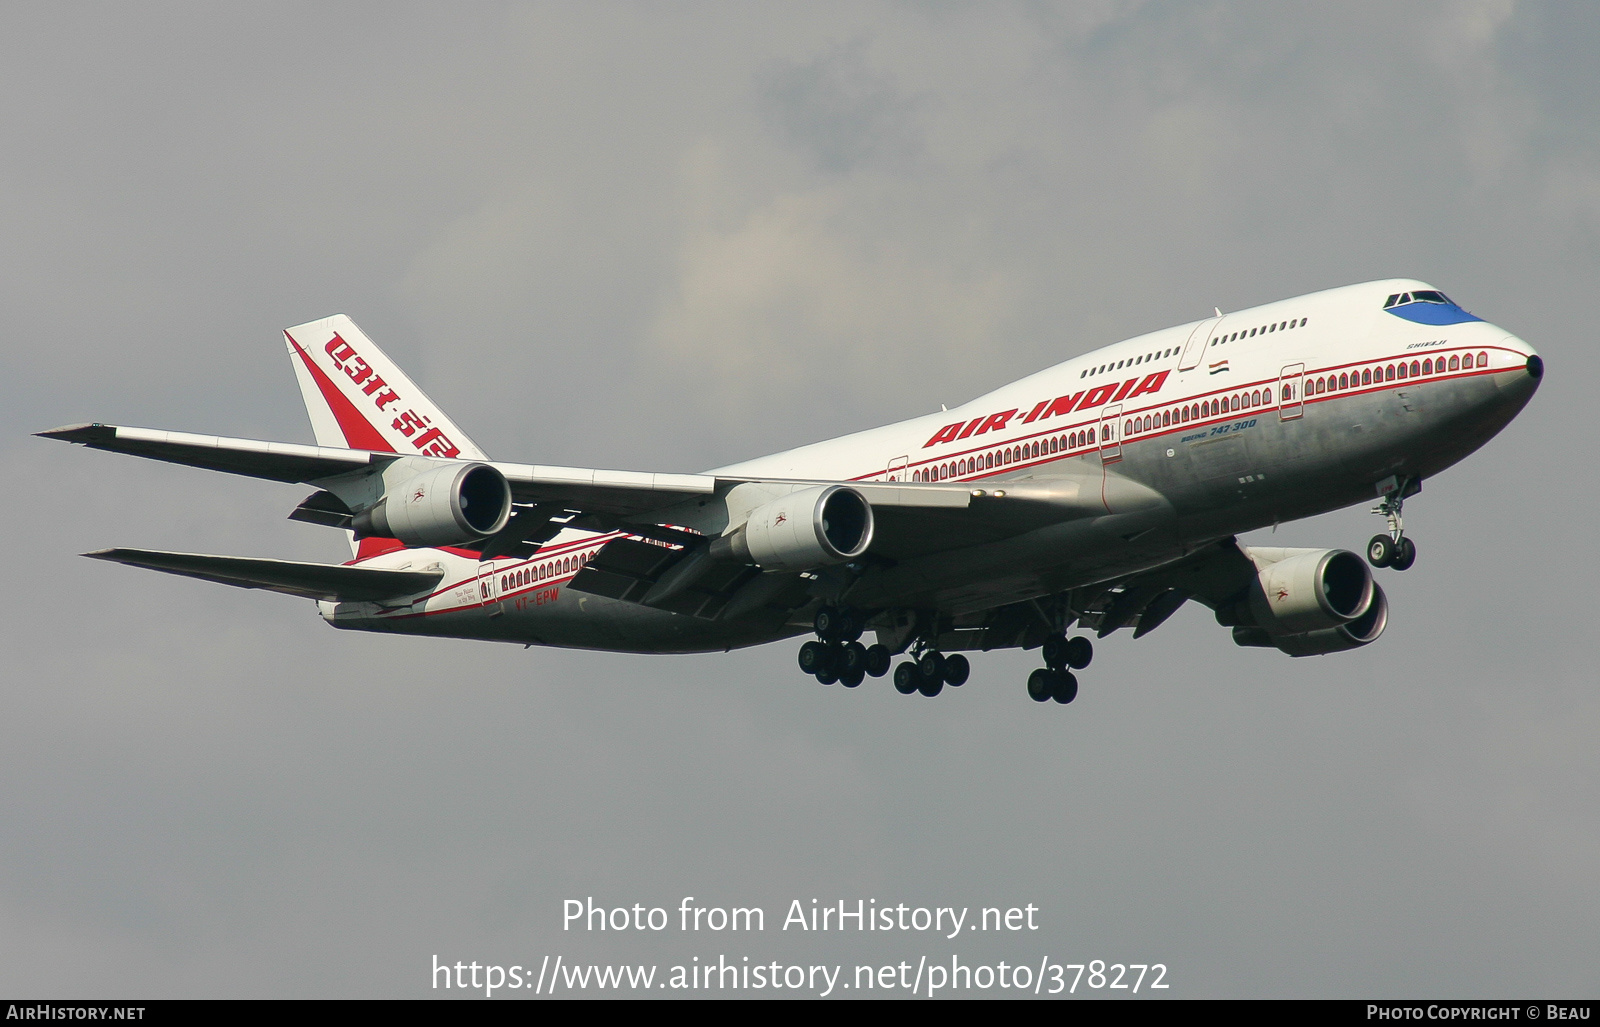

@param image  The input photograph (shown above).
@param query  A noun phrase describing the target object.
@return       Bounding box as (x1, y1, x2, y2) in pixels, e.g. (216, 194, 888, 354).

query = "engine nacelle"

(1225, 547, 1387, 656)
(1270, 583, 1389, 656)
(1243, 547, 1375, 635)
(352, 462, 512, 547)
(709, 484, 874, 572)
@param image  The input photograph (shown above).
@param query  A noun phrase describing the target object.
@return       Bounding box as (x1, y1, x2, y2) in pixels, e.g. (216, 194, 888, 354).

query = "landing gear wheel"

(1064, 635, 1093, 670)
(1367, 534, 1396, 568)
(815, 666, 838, 685)
(839, 668, 865, 688)
(1027, 668, 1054, 703)
(893, 663, 919, 695)
(1391, 536, 1417, 571)
(917, 675, 944, 697)
(942, 653, 970, 686)
(797, 640, 829, 675)
(917, 651, 945, 683)
(1042, 635, 1069, 670)
(813, 605, 841, 640)
(1051, 670, 1078, 704)
(864, 644, 892, 678)
(839, 641, 868, 677)
(836, 609, 864, 643)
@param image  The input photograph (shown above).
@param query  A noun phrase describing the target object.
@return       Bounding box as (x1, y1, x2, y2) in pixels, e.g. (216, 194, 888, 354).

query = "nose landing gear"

(1367, 476, 1420, 571)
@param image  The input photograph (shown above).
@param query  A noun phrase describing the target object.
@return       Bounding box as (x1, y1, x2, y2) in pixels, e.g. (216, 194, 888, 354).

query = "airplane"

(38, 278, 1542, 705)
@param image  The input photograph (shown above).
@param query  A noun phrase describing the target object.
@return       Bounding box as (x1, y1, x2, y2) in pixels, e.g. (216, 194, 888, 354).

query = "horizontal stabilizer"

(84, 548, 441, 602)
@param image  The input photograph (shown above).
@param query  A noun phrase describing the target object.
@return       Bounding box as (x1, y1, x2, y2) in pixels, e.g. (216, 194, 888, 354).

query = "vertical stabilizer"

(284, 315, 489, 461)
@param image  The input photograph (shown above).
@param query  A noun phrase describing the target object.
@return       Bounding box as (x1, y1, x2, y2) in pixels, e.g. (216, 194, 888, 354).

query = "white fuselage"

(330, 278, 1539, 652)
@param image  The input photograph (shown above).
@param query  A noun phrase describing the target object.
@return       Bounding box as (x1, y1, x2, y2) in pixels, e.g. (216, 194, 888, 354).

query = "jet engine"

(709, 484, 874, 572)
(1222, 547, 1388, 656)
(352, 462, 512, 547)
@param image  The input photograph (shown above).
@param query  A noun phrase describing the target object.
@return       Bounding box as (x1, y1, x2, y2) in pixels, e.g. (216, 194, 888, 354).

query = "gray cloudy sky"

(3, 1, 1596, 999)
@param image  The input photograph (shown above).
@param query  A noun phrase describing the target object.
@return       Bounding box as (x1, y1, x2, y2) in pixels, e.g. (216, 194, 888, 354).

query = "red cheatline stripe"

(285, 330, 396, 453)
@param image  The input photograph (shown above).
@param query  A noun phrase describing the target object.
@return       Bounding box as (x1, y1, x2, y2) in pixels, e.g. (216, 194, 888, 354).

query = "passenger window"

(1409, 360, 1420, 377)
(1397, 363, 1407, 379)
(1448, 354, 1460, 370)
(1386, 365, 1395, 380)
(1477, 352, 1487, 366)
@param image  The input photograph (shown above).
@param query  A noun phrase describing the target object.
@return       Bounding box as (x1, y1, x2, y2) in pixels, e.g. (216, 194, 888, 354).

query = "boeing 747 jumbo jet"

(40, 279, 1542, 704)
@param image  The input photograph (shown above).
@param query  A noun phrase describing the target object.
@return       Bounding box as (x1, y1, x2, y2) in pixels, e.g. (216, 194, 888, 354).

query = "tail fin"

(283, 315, 488, 461)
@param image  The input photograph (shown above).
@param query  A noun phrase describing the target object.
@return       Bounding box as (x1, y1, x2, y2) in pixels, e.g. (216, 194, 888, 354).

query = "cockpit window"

(1386, 289, 1453, 308)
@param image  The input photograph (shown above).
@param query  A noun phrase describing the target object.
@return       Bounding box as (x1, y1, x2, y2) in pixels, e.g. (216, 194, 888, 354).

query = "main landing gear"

(1027, 634, 1092, 704)
(891, 649, 970, 698)
(1367, 476, 1420, 571)
(797, 606, 890, 688)
(795, 605, 1097, 706)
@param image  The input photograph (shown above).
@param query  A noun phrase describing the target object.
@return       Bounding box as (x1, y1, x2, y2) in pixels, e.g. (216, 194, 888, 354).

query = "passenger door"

(478, 560, 504, 616)
(1099, 404, 1123, 464)
(1278, 363, 1304, 421)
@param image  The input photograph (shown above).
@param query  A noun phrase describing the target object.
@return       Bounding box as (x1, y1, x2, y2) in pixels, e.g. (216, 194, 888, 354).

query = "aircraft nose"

(1490, 333, 1543, 407)
(1500, 334, 1542, 381)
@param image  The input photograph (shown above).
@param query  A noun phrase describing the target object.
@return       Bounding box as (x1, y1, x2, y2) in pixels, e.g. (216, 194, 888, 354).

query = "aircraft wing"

(36, 424, 383, 483)
(37, 422, 978, 518)
(84, 548, 443, 602)
(38, 423, 1146, 564)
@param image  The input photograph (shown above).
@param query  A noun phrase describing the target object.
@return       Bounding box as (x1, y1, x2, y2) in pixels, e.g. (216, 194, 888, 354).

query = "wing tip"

(35, 423, 113, 444)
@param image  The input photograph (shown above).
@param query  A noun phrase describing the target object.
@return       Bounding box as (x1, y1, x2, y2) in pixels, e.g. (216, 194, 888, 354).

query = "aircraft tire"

(839, 641, 868, 677)
(797, 640, 829, 675)
(1065, 635, 1093, 670)
(813, 605, 841, 640)
(893, 663, 919, 695)
(1367, 535, 1396, 568)
(1027, 668, 1054, 703)
(1051, 671, 1079, 704)
(816, 666, 838, 685)
(917, 651, 944, 683)
(917, 675, 944, 697)
(1392, 536, 1417, 571)
(943, 653, 970, 686)
(840, 668, 865, 688)
(864, 644, 892, 678)
(1042, 635, 1069, 670)
(837, 609, 864, 643)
